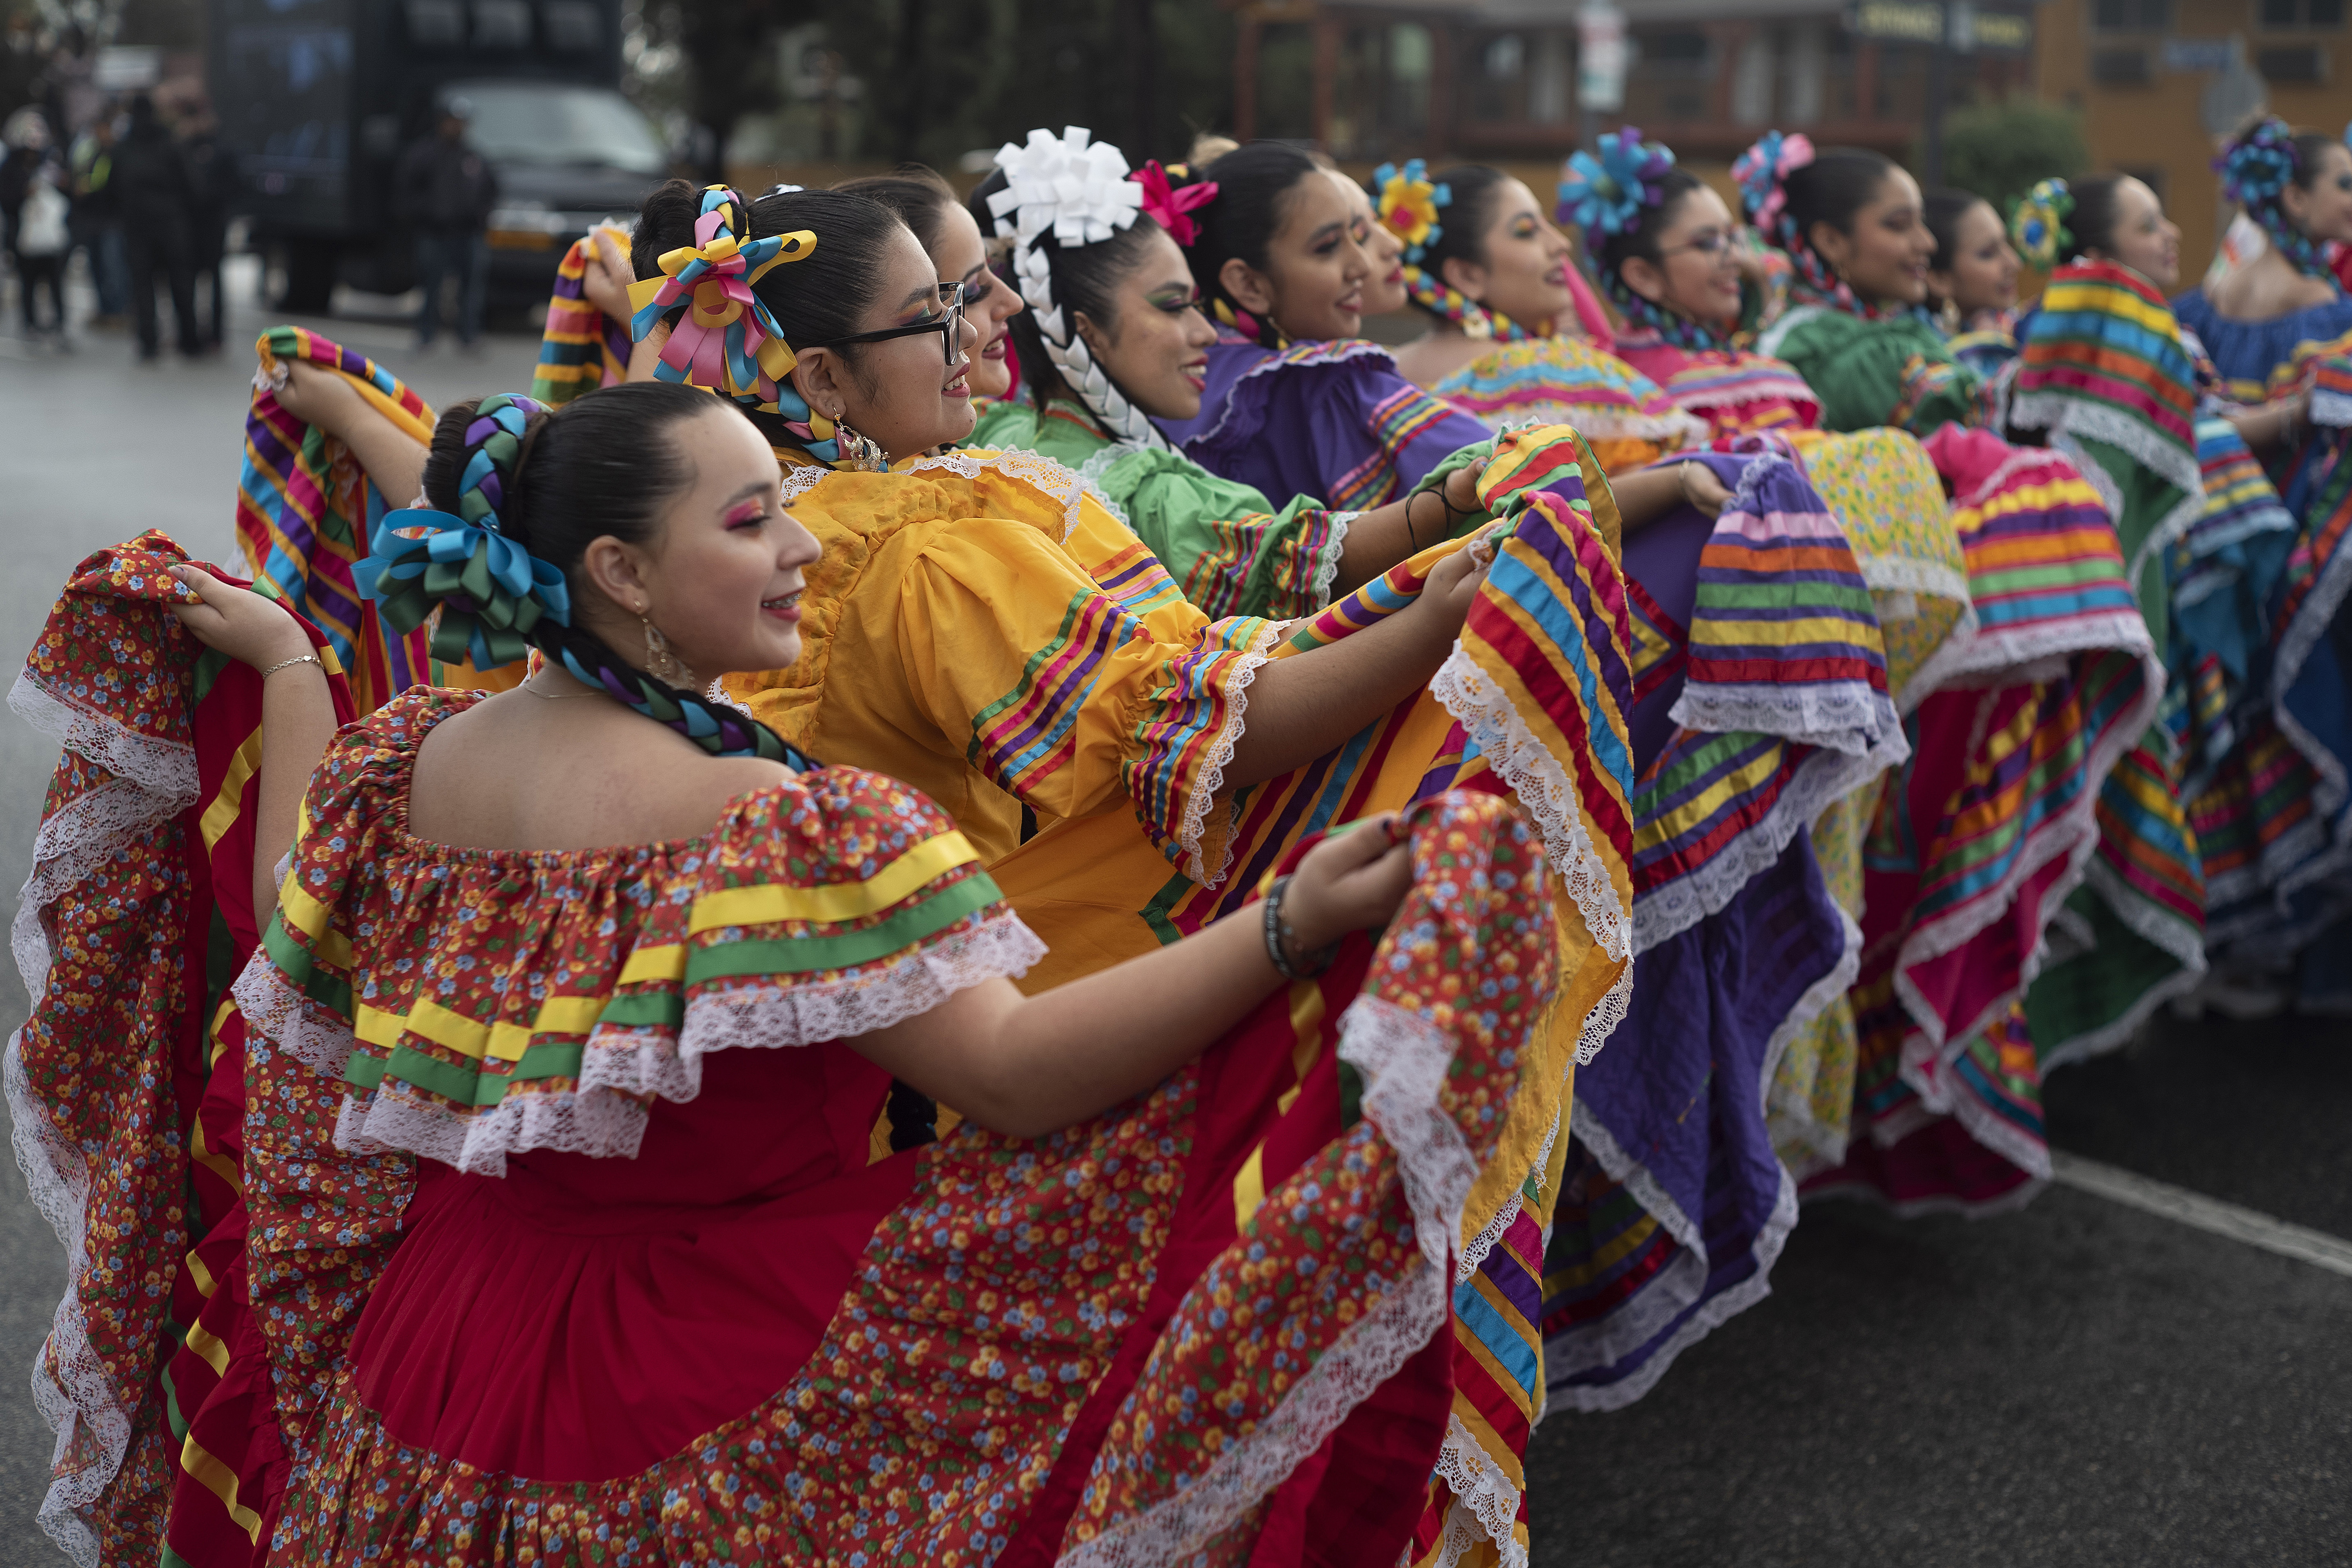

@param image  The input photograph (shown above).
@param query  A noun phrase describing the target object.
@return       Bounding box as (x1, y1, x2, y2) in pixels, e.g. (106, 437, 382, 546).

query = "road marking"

(2051, 1151, 2352, 1280)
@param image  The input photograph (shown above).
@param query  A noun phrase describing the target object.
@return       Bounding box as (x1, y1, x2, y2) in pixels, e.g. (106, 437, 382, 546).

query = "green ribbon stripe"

(339, 876, 999, 1106)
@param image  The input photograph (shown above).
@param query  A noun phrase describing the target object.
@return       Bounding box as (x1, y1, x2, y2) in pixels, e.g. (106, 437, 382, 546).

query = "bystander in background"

(111, 92, 198, 361)
(1, 106, 67, 341)
(396, 94, 497, 352)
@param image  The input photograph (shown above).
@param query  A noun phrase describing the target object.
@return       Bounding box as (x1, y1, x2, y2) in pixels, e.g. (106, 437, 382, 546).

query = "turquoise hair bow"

(354, 509, 572, 670)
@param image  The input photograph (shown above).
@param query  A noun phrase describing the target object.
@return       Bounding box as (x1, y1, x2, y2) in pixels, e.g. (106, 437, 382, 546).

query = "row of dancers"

(11, 112, 2349, 1567)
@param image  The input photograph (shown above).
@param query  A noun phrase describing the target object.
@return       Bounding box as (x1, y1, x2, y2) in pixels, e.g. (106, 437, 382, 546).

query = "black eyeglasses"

(1658, 229, 1736, 260)
(809, 283, 967, 364)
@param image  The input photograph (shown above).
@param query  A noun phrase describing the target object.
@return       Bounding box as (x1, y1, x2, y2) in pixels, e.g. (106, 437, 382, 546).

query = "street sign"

(1845, 1, 2032, 53)
(1848, 0, 1944, 45)
(1578, 2, 1628, 114)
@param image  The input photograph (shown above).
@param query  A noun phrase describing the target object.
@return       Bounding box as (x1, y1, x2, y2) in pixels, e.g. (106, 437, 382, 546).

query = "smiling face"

(1811, 166, 1935, 306)
(581, 404, 823, 679)
(1330, 169, 1409, 315)
(1073, 224, 1219, 421)
(2094, 177, 2181, 291)
(1621, 182, 1743, 324)
(2284, 140, 2352, 247)
(1929, 198, 2020, 316)
(1218, 170, 1370, 343)
(1440, 177, 1573, 329)
(928, 198, 1025, 400)
(787, 225, 980, 459)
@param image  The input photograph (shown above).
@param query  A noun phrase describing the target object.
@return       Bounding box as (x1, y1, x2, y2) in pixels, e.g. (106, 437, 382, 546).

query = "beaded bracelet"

(1262, 874, 1338, 980)
(258, 653, 323, 679)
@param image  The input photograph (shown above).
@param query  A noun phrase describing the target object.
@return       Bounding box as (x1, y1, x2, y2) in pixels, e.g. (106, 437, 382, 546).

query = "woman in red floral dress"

(134, 308, 1564, 1568)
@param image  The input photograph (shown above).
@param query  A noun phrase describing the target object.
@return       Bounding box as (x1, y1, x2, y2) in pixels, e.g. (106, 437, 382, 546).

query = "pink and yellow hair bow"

(625, 185, 817, 404)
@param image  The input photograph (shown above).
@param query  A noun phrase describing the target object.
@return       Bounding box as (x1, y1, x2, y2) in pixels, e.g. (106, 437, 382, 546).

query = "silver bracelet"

(1262, 874, 1337, 981)
(258, 653, 323, 679)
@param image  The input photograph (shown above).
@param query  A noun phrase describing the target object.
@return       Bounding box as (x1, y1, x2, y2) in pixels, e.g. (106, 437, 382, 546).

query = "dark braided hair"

(1175, 141, 1324, 349)
(965, 163, 1171, 435)
(419, 382, 811, 765)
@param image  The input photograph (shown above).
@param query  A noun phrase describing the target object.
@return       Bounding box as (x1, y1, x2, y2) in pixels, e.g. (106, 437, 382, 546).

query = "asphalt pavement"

(1, 266, 2346, 1568)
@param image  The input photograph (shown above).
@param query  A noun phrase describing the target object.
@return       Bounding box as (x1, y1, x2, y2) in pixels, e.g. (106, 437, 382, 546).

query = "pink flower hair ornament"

(625, 184, 819, 407)
(1131, 160, 1217, 247)
(1731, 130, 1815, 237)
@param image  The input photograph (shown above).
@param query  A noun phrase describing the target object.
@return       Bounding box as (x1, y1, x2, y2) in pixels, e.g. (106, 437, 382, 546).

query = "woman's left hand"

(167, 564, 315, 670)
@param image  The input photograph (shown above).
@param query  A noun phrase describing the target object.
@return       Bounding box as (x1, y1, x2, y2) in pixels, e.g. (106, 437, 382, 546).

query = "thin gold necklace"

(518, 674, 605, 700)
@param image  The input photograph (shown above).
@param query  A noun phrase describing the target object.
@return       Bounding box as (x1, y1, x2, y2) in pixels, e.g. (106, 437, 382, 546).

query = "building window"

(2256, 44, 2330, 79)
(2260, 0, 2345, 27)
(2090, 47, 2154, 82)
(2091, 0, 2173, 31)
(1644, 29, 1712, 76)
(1485, 34, 1525, 78)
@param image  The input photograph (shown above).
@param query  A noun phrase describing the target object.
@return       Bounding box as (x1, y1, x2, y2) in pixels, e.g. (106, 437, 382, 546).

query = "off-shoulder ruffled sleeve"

(879, 515, 1284, 886)
(1764, 308, 1981, 435)
(1096, 446, 1352, 619)
(234, 692, 1045, 1179)
(1173, 339, 1494, 511)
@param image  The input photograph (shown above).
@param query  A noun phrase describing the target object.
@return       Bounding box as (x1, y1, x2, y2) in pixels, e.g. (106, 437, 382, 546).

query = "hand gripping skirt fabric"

(7, 534, 357, 1568)
(1540, 446, 1906, 1409)
(725, 428, 1641, 1565)
(247, 787, 1558, 1568)
(239, 327, 519, 699)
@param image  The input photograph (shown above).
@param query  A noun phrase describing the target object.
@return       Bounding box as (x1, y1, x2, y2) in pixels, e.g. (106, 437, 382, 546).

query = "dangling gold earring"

(641, 613, 693, 687)
(831, 417, 888, 473)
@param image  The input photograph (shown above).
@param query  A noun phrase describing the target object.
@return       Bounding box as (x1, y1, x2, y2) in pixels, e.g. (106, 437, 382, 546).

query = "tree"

(1932, 99, 2088, 217)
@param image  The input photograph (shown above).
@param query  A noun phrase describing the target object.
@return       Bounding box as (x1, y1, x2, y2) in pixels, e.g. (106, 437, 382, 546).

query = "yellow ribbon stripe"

(357, 993, 609, 1063)
(278, 876, 355, 972)
(180, 1432, 265, 1543)
(199, 732, 263, 854)
(685, 830, 978, 934)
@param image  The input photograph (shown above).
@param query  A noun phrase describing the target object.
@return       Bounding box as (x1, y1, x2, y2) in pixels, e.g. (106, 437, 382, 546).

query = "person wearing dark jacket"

(111, 94, 198, 359)
(396, 96, 498, 348)
(180, 100, 232, 350)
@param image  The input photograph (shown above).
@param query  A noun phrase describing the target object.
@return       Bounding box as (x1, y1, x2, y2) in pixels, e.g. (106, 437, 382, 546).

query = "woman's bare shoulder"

(410, 694, 794, 851)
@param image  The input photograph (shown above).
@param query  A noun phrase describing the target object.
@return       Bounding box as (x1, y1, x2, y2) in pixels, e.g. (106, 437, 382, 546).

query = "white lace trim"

(1074, 446, 1138, 530)
(1429, 646, 1634, 1066)
(1631, 720, 1909, 953)
(1888, 650, 2163, 1074)
(232, 957, 359, 1080)
(778, 463, 831, 508)
(1310, 510, 1356, 610)
(1432, 1413, 1530, 1568)
(7, 673, 199, 805)
(1457, 397, 1709, 451)
(2007, 393, 2204, 508)
(1763, 901, 1864, 1100)
(1762, 904, 1865, 1180)
(2310, 386, 2352, 428)
(902, 448, 1098, 543)
(1180, 338, 1400, 452)
(1054, 992, 1469, 1567)
(2033, 856, 2208, 1074)
(244, 913, 1045, 1178)
(2270, 502, 2352, 865)
(1666, 681, 1898, 758)
(1174, 619, 1285, 890)
(1752, 304, 1826, 361)
(1543, 1164, 1797, 1415)
(4, 670, 203, 1568)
